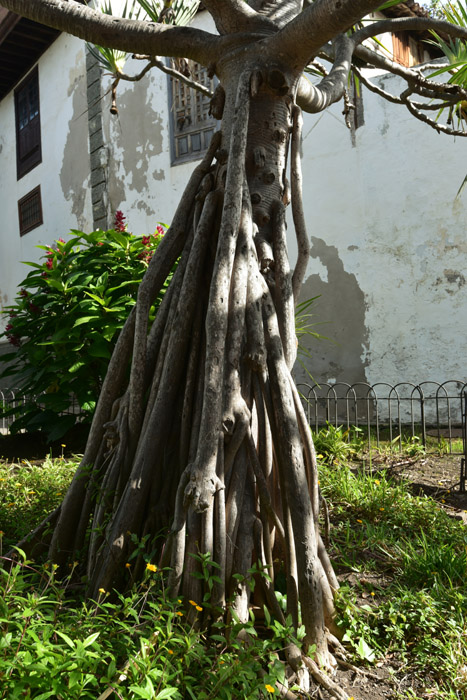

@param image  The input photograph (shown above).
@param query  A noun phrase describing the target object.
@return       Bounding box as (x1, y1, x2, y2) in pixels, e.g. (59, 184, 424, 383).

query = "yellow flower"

(356, 519, 363, 523)
(146, 563, 157, 572)
(219, 660, 225, 665)
(61, 444, 66, 448)
(374, 480, 380, 485)
(195, 605, 203, 612)
(168, 649, 174, 655)
(265, 685, 275, 694)
(370, 592, 375, 596)
(176, 611, 183, 616)
(441, 499, 445, 503)
(189, 600, 198, 606)
(98, 588, 106, 594)
(379, 507, 384, 511)
(178, 599, 182, 603)
(125, 563, 131, 569)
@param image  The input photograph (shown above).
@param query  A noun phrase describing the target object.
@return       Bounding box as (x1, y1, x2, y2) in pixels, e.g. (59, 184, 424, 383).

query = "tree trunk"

(27, 54, 339, 678)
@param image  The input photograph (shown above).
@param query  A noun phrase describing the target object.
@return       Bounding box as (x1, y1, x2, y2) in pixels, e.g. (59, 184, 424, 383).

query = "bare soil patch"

(375, 452, 467, 522)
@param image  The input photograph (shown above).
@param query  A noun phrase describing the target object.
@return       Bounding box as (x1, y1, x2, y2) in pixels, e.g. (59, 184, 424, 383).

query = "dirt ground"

(1, 430, 465, 699)
(323, 451, 467, 700)
(373, 451, 467, 522)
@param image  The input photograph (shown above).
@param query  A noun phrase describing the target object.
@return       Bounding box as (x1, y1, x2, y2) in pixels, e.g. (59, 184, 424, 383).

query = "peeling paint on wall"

(59, 58, 91, 230)
(295, 237, 370, 386)
(106, 76, 165, 216)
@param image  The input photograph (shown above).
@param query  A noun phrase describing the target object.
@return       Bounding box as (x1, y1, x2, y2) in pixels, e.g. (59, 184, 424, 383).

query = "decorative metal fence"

(2, 381, 467, 459)
(297, 380, 467, 456)
(0, 389, 26, 434)
(0, 389, 80, 435)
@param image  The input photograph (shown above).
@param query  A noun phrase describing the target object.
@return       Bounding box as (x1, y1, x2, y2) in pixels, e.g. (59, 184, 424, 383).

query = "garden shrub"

(0, 213, 170, 441)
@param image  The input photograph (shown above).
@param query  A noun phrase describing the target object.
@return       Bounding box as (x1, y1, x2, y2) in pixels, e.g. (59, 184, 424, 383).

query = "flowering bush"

(0, 213, 170, 440)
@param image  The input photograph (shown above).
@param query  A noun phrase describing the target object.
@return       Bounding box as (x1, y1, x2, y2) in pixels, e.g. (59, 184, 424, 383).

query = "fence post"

(460, 390, 467, 493)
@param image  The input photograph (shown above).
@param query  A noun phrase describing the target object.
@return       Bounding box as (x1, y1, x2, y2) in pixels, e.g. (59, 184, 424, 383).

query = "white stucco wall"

(0, 32, 92, 334)
(296, 69, 467, 386)
(99, 9, 217, 234)
(1, 10, 465, 387)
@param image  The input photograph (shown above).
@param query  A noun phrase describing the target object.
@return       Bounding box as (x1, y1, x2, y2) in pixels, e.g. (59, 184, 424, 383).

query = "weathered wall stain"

(59, 55, 90, 229)
(106, 76, 164, 216)
(295, 237, 370, 385)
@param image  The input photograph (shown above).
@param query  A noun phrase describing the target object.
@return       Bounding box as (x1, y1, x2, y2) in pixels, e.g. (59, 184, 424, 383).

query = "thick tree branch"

(202, 0, 277, 35)
(296, 34, 353, 113)
(251, 0, 304, 28)
(352, 15, 467, 46)
(263, 0, 384, 70)
(0, 0, 221, 65)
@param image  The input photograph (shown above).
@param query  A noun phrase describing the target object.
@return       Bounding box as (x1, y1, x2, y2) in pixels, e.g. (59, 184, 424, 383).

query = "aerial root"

(303, 655, 349, 700)
(328, 633, 381, 680)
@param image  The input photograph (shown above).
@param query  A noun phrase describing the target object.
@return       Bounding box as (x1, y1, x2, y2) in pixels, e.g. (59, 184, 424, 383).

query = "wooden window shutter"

(169, 61, 217, 165)
(15, 67, 42, 179)
(18, 185, 43, 235)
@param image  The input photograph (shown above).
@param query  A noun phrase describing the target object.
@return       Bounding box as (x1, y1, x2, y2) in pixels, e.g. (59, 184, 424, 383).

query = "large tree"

(3, 0, 467, 695)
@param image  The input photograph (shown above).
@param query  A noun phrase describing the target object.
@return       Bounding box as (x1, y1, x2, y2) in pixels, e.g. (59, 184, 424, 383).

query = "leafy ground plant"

(0, 214, 170, 440)
(3, 452, 467, 698)
(0, 548, 301, 699)
(0, 455, 76, 550)
(318, 458, 467, 698)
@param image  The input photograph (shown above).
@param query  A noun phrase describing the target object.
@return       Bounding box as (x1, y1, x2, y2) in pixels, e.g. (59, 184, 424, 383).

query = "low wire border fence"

(0, 389, 80, 435)
(297, 380, 467, 457)
(2, 381, 467, 461)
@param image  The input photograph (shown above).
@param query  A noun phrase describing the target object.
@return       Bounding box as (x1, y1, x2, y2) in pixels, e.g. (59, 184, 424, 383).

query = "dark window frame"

(167, 61, 218, 166)
(18, 185, 43, 236)
(14, 66, 42, 180)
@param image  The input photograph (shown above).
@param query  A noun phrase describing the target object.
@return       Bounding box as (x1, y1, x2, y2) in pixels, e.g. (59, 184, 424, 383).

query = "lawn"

(1, 431, 466, 699)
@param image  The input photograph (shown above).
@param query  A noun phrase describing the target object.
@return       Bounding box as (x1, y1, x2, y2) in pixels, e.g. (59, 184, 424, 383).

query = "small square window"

(18, 185, 43, 236)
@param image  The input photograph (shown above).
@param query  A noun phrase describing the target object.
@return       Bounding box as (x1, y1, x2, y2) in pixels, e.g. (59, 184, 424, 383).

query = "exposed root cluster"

(15, 71, 346, 697)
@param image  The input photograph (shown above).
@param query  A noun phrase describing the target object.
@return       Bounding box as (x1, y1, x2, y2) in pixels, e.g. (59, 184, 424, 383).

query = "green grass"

(319, 459, 467, 698)
(2, 439, 467, 698)
(0, 455, 76, 549)
(313, 422, 465, 460)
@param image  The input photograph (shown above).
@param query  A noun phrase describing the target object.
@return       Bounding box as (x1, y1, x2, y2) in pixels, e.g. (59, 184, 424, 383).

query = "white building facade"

(0, 5, 465, 389)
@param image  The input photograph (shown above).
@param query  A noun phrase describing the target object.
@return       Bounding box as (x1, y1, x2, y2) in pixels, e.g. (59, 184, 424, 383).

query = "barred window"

(18, 185, 43, 236)
(168, 61, 217, 165)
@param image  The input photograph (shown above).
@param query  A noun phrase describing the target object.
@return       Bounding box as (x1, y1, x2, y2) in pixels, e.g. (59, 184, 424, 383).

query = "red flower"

(7, 334, 21, 347)
(29, 302, 40, 314)
(156, 225, 165, 237)
(114, 210, 127, 232)
(142, 235, 151, 246)
(5, 323, 13, 332)
(45, 257, 53, 270)
(41, 272, 48, 278)
(97, 241, 104, 246)
(19, 288, 29, 298)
